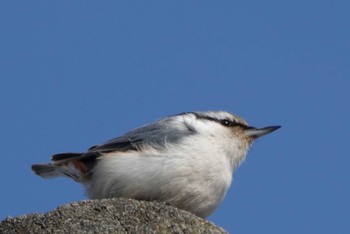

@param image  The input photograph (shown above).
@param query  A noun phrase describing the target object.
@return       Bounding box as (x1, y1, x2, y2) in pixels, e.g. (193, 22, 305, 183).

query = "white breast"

(85, 134, 248, 218)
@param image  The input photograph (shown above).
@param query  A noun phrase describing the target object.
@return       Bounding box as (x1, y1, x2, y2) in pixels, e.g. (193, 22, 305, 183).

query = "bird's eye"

(220, 119, 234, 127)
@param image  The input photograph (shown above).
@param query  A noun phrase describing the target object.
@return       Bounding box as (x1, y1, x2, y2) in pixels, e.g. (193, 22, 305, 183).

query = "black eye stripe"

(188, 112, 249, 129)
(220, 119, 234, 127)
(220, 119, 247, 128)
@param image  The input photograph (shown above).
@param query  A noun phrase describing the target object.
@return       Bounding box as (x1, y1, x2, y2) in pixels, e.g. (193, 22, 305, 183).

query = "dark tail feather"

(51, 153, 84, 161)
(33, 152, 100, 181)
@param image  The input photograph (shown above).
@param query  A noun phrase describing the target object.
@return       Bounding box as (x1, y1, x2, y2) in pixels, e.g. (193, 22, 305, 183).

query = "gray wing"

(49, 115, 195, 169)
(88, 117, 195, 154)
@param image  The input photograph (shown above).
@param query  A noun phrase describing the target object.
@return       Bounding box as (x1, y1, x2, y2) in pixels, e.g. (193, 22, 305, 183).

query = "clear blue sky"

(1, 1, 349, 233)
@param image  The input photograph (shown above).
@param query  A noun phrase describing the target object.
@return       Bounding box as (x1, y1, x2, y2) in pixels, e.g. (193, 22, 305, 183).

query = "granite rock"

(0, 198, 227, 234)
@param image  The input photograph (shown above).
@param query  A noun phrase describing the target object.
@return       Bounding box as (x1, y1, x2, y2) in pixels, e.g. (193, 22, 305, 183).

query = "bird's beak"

(244, 126, 281, 139)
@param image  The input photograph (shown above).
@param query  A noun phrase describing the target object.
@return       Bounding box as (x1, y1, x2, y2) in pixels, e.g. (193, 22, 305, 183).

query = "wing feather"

(88, 116, 194, 154)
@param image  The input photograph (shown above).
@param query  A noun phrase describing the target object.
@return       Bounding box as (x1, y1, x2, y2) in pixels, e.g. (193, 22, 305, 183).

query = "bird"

(32, 111, 280, 218)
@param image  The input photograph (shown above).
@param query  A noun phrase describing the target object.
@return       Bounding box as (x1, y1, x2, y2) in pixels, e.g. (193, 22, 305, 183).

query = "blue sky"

(1, 1, 349, 233)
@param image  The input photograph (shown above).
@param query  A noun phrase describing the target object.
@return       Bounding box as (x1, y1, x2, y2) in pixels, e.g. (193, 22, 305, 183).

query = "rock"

(0, 198, 227, 234)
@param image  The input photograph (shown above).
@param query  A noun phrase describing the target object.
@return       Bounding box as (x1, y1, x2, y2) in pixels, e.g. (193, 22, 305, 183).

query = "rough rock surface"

(0, 198, 227, 234)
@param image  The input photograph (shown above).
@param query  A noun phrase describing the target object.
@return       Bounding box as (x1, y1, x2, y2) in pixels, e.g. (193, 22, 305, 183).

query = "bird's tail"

(31, 152, 92, 182)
